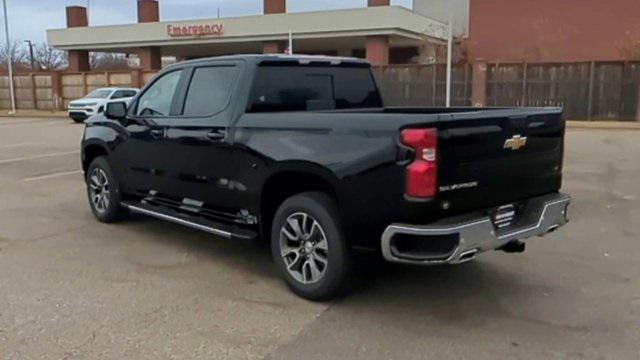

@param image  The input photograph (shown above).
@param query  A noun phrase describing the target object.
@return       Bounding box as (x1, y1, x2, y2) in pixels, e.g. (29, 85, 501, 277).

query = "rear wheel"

(86, 157, 126, 223)
(271, 192, 351, 301)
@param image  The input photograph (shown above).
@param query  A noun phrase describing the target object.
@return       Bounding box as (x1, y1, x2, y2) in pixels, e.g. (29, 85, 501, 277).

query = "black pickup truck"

(82, 55, 570, 300)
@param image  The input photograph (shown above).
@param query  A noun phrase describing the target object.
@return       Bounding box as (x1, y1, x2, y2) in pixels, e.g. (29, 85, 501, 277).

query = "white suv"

(68, 88, 139, 123)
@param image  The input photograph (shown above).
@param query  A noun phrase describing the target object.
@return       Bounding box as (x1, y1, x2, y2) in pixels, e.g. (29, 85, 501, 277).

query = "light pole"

(2, 0, 16, 115)
(445, 15, 453, 108)
(24, 39, 35, 70)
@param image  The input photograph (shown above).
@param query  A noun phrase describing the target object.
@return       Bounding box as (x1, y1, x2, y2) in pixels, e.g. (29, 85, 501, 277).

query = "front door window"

(136, 70, 183, 117)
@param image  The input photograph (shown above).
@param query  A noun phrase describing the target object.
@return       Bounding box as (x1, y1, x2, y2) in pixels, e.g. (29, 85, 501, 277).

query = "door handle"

(150, 129, 164, 139)
(206, 130, 226, 142)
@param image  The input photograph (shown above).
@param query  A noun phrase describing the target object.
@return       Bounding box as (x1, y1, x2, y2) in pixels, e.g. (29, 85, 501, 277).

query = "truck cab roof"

(169, 54, 371, 69)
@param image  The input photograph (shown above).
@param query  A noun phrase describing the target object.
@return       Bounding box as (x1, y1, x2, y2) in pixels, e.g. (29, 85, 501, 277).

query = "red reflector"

(401, 128, 438, 199)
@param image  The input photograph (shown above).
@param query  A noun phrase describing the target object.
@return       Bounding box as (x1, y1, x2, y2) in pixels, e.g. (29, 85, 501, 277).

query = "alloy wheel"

(88, 168, 110, 213)
(279, 212, 329, 284)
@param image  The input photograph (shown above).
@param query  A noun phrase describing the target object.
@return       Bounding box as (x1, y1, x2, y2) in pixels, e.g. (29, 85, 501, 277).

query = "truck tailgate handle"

(207, 130, 226, 142)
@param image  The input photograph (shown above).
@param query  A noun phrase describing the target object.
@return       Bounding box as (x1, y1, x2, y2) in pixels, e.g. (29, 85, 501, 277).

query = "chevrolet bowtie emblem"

(504, 135, 528, 150)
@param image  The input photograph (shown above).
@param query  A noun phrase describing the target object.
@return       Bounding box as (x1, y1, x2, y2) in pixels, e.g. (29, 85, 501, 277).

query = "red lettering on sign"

(166, 23, 224, 37)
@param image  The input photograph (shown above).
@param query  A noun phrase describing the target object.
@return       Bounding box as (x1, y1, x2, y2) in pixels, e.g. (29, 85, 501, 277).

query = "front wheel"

(86, 157, 126, 223)
(271, 192, 352, 301)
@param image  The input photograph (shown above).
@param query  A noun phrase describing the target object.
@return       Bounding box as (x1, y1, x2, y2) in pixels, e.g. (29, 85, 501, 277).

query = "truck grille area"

(389, 233, 459, 261)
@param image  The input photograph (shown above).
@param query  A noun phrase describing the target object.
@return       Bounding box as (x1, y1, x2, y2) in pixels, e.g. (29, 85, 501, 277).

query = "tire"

(71, 117, 85, 124)
(86, 157, 126, 223)
(271, 192, 352, 301)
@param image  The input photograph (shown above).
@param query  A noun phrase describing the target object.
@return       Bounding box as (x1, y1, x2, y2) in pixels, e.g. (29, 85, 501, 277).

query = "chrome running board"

(122, 202, 257, 241)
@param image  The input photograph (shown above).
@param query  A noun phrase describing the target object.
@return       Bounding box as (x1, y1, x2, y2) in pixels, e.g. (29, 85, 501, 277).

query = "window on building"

(248, 65, 382, 112)
(136, 70, 183, 117)
(182, 66, 238, 116)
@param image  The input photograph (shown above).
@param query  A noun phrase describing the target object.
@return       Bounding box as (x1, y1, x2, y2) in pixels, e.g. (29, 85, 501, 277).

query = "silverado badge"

(504, 135, 528, 151)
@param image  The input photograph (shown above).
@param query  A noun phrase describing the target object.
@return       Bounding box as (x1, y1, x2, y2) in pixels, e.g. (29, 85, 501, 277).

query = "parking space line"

(0, 150, 80, 165)
(22, 170, 82, 182)
(0, 142, 44, 149)
(0, 119, 63, 127)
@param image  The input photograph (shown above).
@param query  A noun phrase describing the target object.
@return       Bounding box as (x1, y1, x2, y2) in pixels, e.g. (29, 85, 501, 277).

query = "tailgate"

(436, 109, 565, 213)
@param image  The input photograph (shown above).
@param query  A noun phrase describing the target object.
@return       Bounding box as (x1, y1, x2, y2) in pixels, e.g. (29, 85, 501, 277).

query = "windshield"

(85, 89, 112, 99)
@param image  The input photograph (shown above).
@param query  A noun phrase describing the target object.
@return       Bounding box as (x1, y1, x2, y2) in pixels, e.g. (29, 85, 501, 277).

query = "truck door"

(157, 63, 245, 225)
(111, 68, 187, 198)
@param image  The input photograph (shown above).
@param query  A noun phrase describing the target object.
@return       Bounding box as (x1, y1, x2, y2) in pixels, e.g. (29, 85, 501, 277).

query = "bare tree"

(90, 52, 131, 71)
(0, 41, 28, 71)
(34, 43, 67, 71)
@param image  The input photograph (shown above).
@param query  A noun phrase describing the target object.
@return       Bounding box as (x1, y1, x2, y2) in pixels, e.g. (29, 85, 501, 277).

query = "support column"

(471, 61, 488, 107)
(264, 0, 286, 14)
(366, 36, 389, 66)
(65, 6, 90, 72)
(68, 52, 90, 72)
(262, 0, 286, 53)
(136, 0, 162, 70)
(137, 0, 159, 23)
(138, 47, 162, 71)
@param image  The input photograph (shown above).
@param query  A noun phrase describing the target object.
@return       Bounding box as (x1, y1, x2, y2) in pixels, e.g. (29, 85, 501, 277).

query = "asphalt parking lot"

(0, 117, 638, 359)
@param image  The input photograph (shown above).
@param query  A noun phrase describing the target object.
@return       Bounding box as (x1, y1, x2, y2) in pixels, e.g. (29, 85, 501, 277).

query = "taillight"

(401, 128, 438, 199)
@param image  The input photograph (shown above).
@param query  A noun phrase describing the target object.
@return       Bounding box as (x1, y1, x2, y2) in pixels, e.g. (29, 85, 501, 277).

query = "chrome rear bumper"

(381, 193, 571, 265)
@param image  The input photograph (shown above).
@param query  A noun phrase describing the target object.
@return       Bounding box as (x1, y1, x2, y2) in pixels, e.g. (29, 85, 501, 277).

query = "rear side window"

(183, 66, 238, 116)
(248, 65, 382, 112)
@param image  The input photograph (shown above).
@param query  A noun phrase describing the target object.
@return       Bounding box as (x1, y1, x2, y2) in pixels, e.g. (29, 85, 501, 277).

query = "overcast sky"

(0, 0, 413, 44)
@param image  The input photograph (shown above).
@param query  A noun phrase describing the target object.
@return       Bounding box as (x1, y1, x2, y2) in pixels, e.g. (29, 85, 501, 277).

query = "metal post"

(445, 17, 453, 108)
(587, 61, 595, 120)
(521, 62, 528, 107)
(2, 0, 16, 114)
(24, 39, 35, 70)
(288, 30, 293, 55)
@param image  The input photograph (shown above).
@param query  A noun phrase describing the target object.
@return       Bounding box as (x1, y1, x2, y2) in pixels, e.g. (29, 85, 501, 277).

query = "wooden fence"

(374, 61, 640, 120)
(1, 62, 639, 120)
(372, 64, 472, 107)
(0, 70, 158, 111)
(486, 62, 640, 120)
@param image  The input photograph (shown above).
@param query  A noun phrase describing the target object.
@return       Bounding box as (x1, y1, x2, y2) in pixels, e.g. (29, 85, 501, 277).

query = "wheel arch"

(82, 142, 110, 173)
(259, 162, 341, 244)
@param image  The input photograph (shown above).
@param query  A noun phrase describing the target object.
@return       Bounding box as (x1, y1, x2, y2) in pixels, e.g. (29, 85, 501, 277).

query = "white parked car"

(68, 87, 139, 123)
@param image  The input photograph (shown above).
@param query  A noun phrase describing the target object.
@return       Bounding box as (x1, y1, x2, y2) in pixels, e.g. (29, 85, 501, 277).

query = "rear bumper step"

(381, 192, 571, 265)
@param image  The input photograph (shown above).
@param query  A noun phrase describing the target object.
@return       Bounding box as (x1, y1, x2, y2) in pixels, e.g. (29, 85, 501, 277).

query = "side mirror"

(105, 101, 127, 121)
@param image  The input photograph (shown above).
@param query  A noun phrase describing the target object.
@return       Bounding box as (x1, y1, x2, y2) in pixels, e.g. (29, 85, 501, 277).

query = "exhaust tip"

(455, 249, 478, 264)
